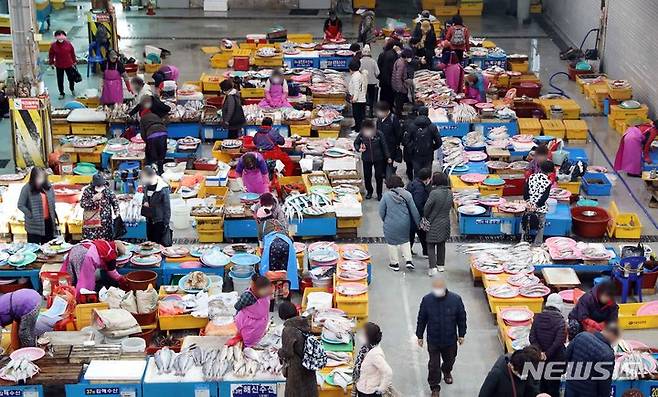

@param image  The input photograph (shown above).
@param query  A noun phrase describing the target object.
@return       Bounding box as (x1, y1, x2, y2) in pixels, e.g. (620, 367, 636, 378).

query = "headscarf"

(82, 239, 118, 262)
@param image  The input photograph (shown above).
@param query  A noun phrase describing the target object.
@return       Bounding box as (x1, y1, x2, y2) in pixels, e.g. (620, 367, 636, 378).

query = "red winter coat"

(49, 40, 76, 69)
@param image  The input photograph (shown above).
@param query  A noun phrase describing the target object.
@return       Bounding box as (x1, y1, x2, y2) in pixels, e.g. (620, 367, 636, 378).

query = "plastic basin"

(125, 270, 158, 291)
(230, 270, 254, 294)
(131, 310, 157, 326)
(571, 206, 610, 238)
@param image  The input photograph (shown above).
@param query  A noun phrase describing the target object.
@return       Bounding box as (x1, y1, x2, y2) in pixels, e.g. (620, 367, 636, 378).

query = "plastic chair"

(87, 42, 104, 77)
(613, 256, 645, 303)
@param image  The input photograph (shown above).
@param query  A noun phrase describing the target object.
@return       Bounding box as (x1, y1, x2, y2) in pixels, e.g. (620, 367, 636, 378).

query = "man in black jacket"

(403, 106, 442, 176)
(377, 38, 400, 106)
(402, 107, 420, 180)
(354, 119, 390, 200)
(140, 166, 172, 247)
(416, 275, 467, 396)
(220, 79, 246, 139)
(375, 101, 402, 171)
(564, 324, 618, 397)
(406, 167, 431, 256)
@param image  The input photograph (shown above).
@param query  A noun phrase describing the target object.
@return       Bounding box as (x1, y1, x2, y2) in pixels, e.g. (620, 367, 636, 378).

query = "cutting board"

(84, 359, 147, 382)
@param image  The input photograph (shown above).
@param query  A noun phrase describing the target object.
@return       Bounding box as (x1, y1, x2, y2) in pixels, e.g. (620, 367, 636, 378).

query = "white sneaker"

(428, 268, 438, 277)
(437, 266, 446, 272)
(348, 130, 358, 138)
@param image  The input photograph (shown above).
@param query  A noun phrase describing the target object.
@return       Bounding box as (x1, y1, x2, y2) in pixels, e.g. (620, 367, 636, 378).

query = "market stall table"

(0, 263, 43, 291)
(283, 51, 320, 69)
(481, 273, 544, 315)
(0, 358, 83, 397)
(162, 260, 225, 284)
(142, 357, 219, 397)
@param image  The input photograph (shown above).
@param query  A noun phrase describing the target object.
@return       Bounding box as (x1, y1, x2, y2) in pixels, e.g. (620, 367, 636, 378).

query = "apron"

(325, 22, 342, 41)
(260, 84, 292, 109)
(242, 168, 269, 194)
(100, 66, 123, 105)
(234, 293, 270, 347)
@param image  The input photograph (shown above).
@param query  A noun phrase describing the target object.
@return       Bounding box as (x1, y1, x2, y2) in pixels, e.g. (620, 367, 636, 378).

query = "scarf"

(82, 239, 117, 262)
(352, 343, 373, 393)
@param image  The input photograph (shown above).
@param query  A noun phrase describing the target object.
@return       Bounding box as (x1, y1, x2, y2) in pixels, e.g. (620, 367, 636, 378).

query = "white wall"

(544, 0, 602, 48)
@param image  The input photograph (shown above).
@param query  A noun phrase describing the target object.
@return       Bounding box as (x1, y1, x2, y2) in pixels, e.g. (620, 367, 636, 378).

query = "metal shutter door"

(544, 0, 602, 47)
(603, 0, 658, 116)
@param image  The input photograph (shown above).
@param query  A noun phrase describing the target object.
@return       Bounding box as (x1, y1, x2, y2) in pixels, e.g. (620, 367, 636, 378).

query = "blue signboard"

(319, 57, 349, 70)
(230, 383, 277, 397)
(84, 388, 121, 395)
(288, 57, 318, 68)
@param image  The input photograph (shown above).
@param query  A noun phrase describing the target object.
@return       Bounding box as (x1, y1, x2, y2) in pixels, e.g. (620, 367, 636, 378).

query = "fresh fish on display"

(172, 351, 194, 377)
(326, 352, 351, 367)
(459, 242, 552, 268)
(614, 351, 658, 380)
(154, 346, 175, 374)
(463, 130, 486, 147)
(328, 368, 353, 391)
(452, 103, 478, 123)
(0, 358, 40, 383)
(507, 273, 541, 288)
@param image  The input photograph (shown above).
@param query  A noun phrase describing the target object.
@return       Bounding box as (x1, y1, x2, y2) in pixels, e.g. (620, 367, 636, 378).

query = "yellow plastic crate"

(289, 124, 311, 137)
(68, 220, 83, 235)
(200, 73, 224, 93)
(564, 119, 588, 140)
(557, 181, 581, 195)
(144, 63, 161, 73)
(70, 122, 107, 135)
(607, 82, 632, 101)
(484, 275, 543, 314)
(253, 55, 283, 68)
(241, 88, 265, 99)
(75, 303, 109, 329)
(517, 118, 542, 136)
(609, 104, 649, 122)
(76, 97, 100, 108)
(530, 4, 542, 13)
(435, 5, 459, 16)
(540, 119, 566, 139)
(352, 0, 376, 8)
(422, 0, 445, 9)
(238, 42, 257, 50)
(337, 217, 362, 229)
(618, 303, 658, 330)
(202, 185, 229, 204)
(509, 61, 529, 73)
(317, 129, 340, 139)
(210, 53, 232, 69)
(478, 185, 504, 196)
(287, 33, 314, 44)
(335, 293, 368, 317)
(198, 230, 224, 243)
(51, 122, 71, 135)
(159, 313, 209, 330)
(201, 46, 222, 55)
(536, 99, 581, 120)
(301, 287, 331, 312)
(607, 201, 641, 239)
(195, 216, 224, 232)
(51, 0, 65, 10)
(78, 147, 104, 164)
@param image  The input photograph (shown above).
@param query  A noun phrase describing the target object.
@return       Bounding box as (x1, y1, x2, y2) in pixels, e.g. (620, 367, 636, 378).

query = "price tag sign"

(119, 391, 135, 397)
(194, 388, 210, 397)
(23, 391, 39, 397)
(230, 383, 277, 397)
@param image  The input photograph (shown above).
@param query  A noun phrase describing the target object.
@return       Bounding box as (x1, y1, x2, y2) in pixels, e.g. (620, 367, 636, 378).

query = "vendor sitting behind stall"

(0, 289, 52, 349)
(232, 275, 272, 347)
(259, 70, 292, 109)
(568, 281, 618, 339)
(152, 64, 180, 90)
(60, 239, 127, 299)
(323, 10, 343, 42)
(464, 71, 489, 103)
(236, 152, 270, 194)
(614, 120, 658, 176)
(254, 117, 284, 151)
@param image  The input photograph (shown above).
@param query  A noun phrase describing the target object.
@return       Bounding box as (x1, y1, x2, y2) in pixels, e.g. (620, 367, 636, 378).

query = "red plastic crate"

(234, 56, 250, 71)
(503, 176, 525, 196)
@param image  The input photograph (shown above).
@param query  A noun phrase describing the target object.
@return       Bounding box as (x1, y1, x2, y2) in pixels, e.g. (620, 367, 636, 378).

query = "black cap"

(91, 173, 106, 187)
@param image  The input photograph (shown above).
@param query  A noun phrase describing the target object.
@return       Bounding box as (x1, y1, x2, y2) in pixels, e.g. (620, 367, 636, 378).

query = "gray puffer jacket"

(17, 183, 57, 236)
(378, 187, 420, 245)
(423, 186, 453, 243)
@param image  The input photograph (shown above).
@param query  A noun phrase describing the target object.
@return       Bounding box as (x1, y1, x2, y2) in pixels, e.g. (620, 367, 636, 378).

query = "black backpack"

(413, 126, 432, 156)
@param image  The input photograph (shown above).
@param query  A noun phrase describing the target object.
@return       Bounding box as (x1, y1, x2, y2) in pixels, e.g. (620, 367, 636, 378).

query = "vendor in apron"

(253, 117, 297, 177)
(0, 289, 52, 349)
(100, 50, 132, 106)
(323, 10, 343, 42)
(236, 152, 270, 194)
(231, 275, 272, 347)
(259, 70, 292, 109)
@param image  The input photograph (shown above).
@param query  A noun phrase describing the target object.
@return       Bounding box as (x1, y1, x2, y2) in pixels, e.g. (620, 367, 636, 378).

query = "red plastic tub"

(512, 82, 542, 98)
(571, 206, 610, 238)
(125, 270, 158, 291)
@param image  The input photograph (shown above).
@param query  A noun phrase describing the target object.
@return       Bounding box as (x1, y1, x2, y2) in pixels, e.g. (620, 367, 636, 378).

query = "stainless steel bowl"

(582, 210, 597, 217)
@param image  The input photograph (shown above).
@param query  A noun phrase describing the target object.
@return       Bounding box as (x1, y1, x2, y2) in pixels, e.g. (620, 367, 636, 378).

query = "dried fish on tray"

(282, 192, 332, 222)
(460, 242, 551, 269)
(486, 285, 520, 299)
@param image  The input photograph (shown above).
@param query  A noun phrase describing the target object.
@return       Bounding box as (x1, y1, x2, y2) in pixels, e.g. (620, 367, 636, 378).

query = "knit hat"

(401, 48, 413, 58)
(362, 44, 371, 56)
(91, 173, 106, 187)
(545, 293, 563, 311)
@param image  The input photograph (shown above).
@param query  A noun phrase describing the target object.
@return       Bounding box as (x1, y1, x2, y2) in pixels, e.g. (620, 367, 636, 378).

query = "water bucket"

(547, 198, 557, 214)
(230, 270, 254, 294)
(172, 202, 190, 230)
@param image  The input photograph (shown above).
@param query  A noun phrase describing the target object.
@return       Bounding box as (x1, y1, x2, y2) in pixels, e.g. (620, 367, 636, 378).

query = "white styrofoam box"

(204, 0, 228, 11)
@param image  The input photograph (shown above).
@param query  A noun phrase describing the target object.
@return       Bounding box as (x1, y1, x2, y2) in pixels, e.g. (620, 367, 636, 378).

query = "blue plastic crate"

(581, 172, 612, 196)
(318, 56, 349, 71)
(108, 122, 127, 137)
(65, 383, 142, 397)
(544, 204, 573, 236)
(563, 147, 589, 163)
(284, 56, 320, 69)
(636, 379, 658, 397)
(291, 215, 337, 237)
(162, 261, 224, 284)
(143, 382, 219, 397)
(459, 213, 520, 235)
(124, 220, 147, 239)
(167, 122, 200, 139)
(201, 125, 229, 141)
(218, 381, 282, 397)
(434, 121, 471, 137)
(483, 54, 508, 69)
(223, 218, 258, 239)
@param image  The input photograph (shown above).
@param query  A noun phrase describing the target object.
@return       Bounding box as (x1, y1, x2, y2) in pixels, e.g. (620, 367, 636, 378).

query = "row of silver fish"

(459, 242, 551, 267)
(0, 357, 39, 384)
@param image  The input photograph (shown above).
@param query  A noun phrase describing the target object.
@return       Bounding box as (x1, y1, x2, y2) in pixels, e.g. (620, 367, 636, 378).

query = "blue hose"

(548, 72, 570, 98)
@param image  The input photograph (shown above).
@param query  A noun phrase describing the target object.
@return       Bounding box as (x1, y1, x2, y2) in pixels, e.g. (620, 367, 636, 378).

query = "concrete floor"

(17, 5, 658, 395)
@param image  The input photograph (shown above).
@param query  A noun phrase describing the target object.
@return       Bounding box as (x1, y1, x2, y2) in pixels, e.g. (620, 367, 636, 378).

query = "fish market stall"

(65, 359, 147, 397)
(0, 357, 83, 397)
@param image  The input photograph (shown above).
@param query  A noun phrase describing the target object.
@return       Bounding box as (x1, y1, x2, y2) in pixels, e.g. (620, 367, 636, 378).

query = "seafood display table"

(162, 260, 225, 284)
(167, 122, 201, 139)
(481, 273, 544, 314)
(0, 358, 82, 396)
(65, 381, 143, 397)
(434, 121, 471, 137)
(283, 52, 320, 69)
(223, 215, 337, 239)
(318, 56, 350, 71)
(142, 357, 219, 397)
(219, 377, 284, 396)
(65, 360, 146, 397)
(459, 203, 572, 237)
(541, 267, 581, 289)
(474, 120, 519, 137)
(0, 265, 42, 291)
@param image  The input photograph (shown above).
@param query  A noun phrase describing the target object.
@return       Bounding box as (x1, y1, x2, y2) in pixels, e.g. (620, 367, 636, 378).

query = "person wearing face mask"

(128, 77, 171, 118)
(18, 167, 58, 244)
(377, 39, 400, 106)
(139, 97, 169, 175)
(259, 70, 292, 109)
(406, 168, 431, 258)
(140, 166, 172, 247)
(100, 50, 132, 106)
(232, 275, 272, 347)
(360, 46, 379, 117)
(423, 172, 453, 275)
(375, 101, 402, 168)
(354, 120, 390, 200)
(80, 173, 120, 241)
(220, 79, 246, 138)
(564, 323, 619, 397)
(416, 275, 467, 396)
(478, 346, 541, 397)
(403, 106, 442, 176)
(278, 302, 319, 397)
(323, 10, 343, 42)
(567, 282, 618, 339)
(48, 30, 78, 100)
(353, 322, 393, 397)
(348, 59, 368, 135)
(391, 48, 413, 115)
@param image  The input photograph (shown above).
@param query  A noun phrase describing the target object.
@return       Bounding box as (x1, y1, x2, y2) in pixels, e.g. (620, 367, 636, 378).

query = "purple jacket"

(529, 307, 566, 360)
(568, 284, 619, 324)
(236, 152, 269, 175)
(0, 289, 42, 326)
(253, 127, 284, 151)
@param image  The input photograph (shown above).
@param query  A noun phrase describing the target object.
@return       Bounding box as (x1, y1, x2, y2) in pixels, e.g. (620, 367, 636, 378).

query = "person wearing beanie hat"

(80, 172, 120, 240)
(529, 293, 567, 397)
(359, 44, 380, 117)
